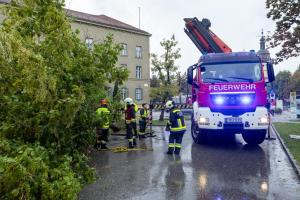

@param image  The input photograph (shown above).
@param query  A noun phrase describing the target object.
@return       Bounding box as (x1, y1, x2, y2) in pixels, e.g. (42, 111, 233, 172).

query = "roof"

(66, 9, 151, 36)
(200, 52, 261, 64)
(0, 0, 151, 36)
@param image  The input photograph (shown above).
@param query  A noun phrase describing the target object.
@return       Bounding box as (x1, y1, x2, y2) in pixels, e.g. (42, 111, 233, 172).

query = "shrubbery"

(274, 108, 283, 114)
(0, 0, 128, 199)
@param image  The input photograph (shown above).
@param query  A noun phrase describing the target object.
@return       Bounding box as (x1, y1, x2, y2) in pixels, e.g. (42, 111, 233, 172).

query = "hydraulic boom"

(184, 17, 232, 54)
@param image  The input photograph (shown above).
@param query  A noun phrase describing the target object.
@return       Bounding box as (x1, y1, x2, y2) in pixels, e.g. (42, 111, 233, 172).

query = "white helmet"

(124, 97, 133, 105)
(165, 100, 175, 109)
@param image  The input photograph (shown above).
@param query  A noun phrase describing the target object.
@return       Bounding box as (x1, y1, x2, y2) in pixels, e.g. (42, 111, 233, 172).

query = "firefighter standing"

(165, 100, 186, 155)
(139, 103, 149, 138)
(95, 99, 111, 149)
(132, 102, 139, 137)
(124, 98, 137, 148)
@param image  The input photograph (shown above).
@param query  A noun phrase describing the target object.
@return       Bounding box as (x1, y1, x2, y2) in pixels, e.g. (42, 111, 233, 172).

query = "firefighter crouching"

(139, 103, 149, 138)
(95, 99, 111, 149)
(165, 100, 186, 155)
(124, 98, 137, 148)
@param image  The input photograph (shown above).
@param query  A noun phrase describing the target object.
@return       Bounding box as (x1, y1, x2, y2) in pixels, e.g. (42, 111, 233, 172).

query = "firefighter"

(165, 100, 186, 155)
(124, 97, 137, 148)
(139, 103, 149, 138)
(95, 99, 111, 149)
(132, 102, 139, 137)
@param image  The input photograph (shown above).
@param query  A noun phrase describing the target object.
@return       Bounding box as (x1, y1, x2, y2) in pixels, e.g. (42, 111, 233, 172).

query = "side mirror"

(267, 62, 275, 82)
(187, 65, 194, 85)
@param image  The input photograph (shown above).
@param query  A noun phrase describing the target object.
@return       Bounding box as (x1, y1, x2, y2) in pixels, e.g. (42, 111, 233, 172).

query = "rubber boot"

(174, 147, 181, 155)
(166, 147, 174, 155)
(133, 138, 137, 146)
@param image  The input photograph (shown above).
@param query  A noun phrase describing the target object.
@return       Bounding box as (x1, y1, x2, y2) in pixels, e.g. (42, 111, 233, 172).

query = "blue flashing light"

(241, 96, 252, 105)
(214, 96, 225, 105)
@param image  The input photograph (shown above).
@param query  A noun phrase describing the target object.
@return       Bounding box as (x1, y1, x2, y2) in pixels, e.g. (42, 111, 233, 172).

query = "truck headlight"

(198, 117, 209, 125)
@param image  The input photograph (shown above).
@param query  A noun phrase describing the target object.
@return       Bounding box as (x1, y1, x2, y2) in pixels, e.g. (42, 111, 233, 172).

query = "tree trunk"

(159, 109, 165, 121)
(112, 80, 119, 101)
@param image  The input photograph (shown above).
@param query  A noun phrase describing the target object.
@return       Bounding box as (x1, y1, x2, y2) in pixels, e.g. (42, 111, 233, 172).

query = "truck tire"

(191, 120, 207, 144)
(242, 130, 266, 145)
(297, 115, 300, 119)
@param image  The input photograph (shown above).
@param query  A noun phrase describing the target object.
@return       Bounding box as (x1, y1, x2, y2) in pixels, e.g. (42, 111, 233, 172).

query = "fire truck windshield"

(201, 62, 262, 83)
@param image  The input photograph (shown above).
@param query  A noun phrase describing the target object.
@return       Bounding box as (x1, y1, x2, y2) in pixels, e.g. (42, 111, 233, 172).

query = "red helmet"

(100, 99, 108, 105)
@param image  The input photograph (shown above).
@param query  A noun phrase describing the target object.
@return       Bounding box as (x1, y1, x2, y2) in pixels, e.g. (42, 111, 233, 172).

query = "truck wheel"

(191, 120, 207, 144)
(242, 130, 266, 145)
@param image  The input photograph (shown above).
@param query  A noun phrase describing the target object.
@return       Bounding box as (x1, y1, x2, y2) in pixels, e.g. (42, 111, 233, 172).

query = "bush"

(0, 139, 94, 200)
(274, 108, 283, 114)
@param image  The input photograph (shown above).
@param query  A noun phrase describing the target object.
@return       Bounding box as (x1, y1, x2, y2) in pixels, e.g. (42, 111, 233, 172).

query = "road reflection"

(191, 135, 270, 200)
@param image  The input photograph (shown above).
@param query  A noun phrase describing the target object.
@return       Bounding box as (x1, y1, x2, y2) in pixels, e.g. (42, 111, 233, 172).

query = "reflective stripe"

(178, 119, 182, 127)
(128, 139, 133, 142)
(96, 107, 110, 128)
(175, 143, 182, 148)
(170, 109, 186, 132)
(168, 144, 175, 148)
(170, 126, 186, 132)
(172, 109, 180, 113)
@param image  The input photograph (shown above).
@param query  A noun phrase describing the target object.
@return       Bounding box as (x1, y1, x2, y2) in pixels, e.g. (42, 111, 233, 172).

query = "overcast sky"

(65, 0, 299, 75)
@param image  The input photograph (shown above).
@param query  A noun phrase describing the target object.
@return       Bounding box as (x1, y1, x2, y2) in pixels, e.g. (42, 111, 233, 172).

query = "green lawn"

(273, 122, 300, 164)
(151, 119, 168, 126)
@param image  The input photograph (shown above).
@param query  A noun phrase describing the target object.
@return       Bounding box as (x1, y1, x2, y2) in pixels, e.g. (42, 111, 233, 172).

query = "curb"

(271, 124, 300, 178)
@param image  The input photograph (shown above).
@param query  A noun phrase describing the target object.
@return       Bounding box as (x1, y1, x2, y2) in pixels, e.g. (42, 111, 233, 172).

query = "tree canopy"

(274, 70, 292, 100)
(150, 35, 180, 103)
(266, 0, 300, 63)
(0, 0, 127, 199)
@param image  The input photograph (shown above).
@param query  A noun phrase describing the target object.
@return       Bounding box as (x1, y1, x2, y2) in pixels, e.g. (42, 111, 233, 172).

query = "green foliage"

(290, 65, 300, 92)
(0, 138, 94, 200)
(150, 84, 178, 103)
(150, 35, 181, 102)
(274, 70, 292, 100)
(0, 0, 127, 199)
(266, 0, 300, 63)
(274, 108, 283, 114)
(151, 34, 181, 85)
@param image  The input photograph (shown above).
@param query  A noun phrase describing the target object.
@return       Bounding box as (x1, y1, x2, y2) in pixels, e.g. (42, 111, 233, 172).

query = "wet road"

(79, 122, 300, 200)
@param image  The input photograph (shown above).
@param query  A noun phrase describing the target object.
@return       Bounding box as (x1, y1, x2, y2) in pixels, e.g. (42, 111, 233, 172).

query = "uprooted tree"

(0, 0, 127, 199)
(266, 0, 300, 63)
(150, 34, 181, 120)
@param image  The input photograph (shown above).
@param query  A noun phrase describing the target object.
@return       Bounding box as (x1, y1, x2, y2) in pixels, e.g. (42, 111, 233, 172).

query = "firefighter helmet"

(124, 97, 133, 105)
(100, 99, 108, 105)
(165, 100, 175, 109)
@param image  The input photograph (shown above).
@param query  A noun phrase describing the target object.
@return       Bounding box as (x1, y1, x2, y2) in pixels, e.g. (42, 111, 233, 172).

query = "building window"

(135, 88, 143, 101)
(136, 66, 142, 79)
(121, 88, 128, 100)
(85, 38, 93, 49)
(121, 43, 128, 56)
(136, 46, 142, 58)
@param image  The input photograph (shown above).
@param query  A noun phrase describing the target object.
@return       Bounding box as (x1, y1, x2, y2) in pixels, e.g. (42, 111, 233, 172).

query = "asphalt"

(79, 121, 300, 200)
